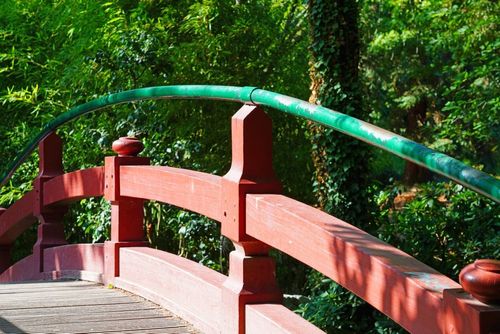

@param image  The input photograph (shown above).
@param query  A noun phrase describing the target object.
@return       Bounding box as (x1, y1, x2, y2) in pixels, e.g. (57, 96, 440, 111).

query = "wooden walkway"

(0, 280, 199, 334)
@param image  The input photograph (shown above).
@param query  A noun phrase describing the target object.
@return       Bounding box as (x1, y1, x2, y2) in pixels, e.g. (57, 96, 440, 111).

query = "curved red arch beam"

(246, 194, 461, 334)
(119, 166, 223, 222)
(0, 167, 104, 245)
(0, 190, 36, 244)
(43, 167, 104, 206)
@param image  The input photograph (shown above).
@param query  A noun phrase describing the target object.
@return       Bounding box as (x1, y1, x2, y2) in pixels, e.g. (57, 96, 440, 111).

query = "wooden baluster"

(32, 132, 68, 274)
(221, 105, 283, 333)
(444, 259, 500, 333)
(104, 137, 149, 285)
(0, 208, 10, 272)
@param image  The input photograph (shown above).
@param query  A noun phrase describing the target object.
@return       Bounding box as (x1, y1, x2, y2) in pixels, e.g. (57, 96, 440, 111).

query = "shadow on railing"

(0, 89, 499, 334)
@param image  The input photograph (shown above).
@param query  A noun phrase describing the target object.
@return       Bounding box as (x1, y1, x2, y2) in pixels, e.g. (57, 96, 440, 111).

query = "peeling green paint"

(1, 85, 498, 203)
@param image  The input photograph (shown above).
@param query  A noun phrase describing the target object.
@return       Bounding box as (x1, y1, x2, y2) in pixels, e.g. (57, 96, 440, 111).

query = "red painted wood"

(443, 289, 500, 334)
(221, 104, 281, 242)
(0, 191, 36, 245)
(219, 105, 283, 333)
(0, 254, 36, 282)
(246, 194, 462, 334)
(104, 156, 149, 202)
(222, 249, 282, 333)
(43, 243, 104, 276)
(120, 165, 223, 221)
(0, 243, 105, 283)
(116, 247, 226, 334)
(0, 208, 11, 272)
(246, 304, 325, 334)
(112, 137, 144, 157)
(103, 140, 150, 283)
(32, 132, 68, 273)
(43, 167, 104, 206)
(459, 259, 500, 305)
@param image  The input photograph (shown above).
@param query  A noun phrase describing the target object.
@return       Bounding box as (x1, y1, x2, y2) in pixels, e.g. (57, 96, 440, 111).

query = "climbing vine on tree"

(307, 0, 370, 224)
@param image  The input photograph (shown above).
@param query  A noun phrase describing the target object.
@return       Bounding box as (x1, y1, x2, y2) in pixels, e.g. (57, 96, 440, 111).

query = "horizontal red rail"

(0, 168, 105, 245)
(246, 194, 462, 333)
(44, 167, 104, 206)
(119, 165, 223, 222)
(0, 190, 36, 244)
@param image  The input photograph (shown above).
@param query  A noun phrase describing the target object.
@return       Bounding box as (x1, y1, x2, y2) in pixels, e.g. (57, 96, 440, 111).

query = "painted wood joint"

(32, 132, 68, 273)
(221, 104, 281, 242)
(104, 137, 150, 284)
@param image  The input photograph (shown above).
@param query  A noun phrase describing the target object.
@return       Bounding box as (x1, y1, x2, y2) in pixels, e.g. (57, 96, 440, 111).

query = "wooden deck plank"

(3, 309, 172, 325)
(0, 302, 157, 317)
(0, 280, 200, 334)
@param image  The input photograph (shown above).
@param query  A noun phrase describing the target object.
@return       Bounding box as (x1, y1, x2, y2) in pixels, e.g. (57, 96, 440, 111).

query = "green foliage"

(362, 0, 499, 173)
(297, 272, 404, 334)
(373, 182, 499, 278)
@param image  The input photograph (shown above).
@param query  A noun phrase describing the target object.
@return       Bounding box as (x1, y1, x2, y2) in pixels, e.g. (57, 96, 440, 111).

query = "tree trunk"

(308, 0, 369, 224)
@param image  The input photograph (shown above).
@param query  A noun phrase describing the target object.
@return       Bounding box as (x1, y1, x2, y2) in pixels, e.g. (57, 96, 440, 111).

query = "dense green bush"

(373, 182, 499, 278)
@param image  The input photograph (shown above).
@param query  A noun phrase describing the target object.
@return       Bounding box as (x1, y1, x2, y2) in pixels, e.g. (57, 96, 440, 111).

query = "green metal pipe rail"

(1, 85, 498, 203)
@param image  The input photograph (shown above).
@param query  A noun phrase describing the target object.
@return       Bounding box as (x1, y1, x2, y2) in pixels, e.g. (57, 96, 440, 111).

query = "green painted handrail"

(1, 85, 498, 203)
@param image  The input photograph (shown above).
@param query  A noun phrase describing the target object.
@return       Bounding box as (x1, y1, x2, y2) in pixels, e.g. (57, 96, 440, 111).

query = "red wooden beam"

(246, 194, 462, 334)
(43, 167, 104, 206)
(43, 243, 104, 282)
(120, 165, 223, 222)
(0, 190, 36, 245)
(116, 247, 226, 334)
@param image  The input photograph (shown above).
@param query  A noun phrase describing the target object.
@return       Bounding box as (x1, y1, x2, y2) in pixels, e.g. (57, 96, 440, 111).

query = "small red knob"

(111, 137, 144, 157)
(459, 259, 500, 304)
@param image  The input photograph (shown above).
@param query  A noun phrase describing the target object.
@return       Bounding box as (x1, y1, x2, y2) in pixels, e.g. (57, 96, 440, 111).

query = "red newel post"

(32, 132, 68, 273)
(444, 259, 500, 334)
(0, 208, 10, 272)
(221, 105, 283, 333)
(104, 137, 149, 284)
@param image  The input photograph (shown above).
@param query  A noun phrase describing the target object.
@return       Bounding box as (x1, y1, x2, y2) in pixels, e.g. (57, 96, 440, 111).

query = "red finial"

(459, 259, 500, 304)
(112, 137, 144, 157)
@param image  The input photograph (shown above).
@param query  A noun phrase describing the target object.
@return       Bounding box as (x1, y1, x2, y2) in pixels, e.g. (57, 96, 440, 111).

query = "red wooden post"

(104, 137, 149, 284)
(0, 208, 10, 272)
(32, 132, 68, 273)
(444, 259, 500, 333)
(221, 105, 283, 333)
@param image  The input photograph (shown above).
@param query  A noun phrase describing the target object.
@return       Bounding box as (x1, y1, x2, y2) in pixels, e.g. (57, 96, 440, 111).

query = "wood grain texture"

(43, 243, 104, 275)
(43, 167, 105, 206)
(246, 194, 462, 334)
(119, 165, 223, 222)
(0, 280, 199, 334)
(116, 247, 225, 334)
(0, 191, 36, 245)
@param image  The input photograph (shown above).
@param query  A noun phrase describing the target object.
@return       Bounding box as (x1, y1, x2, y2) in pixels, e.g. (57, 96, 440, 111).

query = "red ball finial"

(112, 137, 144, 157)
(459, 259, 500, 304)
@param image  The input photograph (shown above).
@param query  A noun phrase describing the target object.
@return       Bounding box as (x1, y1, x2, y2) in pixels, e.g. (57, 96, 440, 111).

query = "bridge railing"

(0, 87, 499, 334)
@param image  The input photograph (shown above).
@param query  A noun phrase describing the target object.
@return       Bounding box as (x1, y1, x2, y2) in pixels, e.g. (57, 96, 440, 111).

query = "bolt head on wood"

(112, 137, 144, 157)
(459, 259, 500, 304)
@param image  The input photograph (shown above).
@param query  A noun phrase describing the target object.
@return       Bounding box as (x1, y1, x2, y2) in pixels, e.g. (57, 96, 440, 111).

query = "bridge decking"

(0, 280, 199, 334)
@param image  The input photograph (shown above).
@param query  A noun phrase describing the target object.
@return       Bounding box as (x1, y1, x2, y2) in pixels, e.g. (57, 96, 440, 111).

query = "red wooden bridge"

(0, 94, 499, 333)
